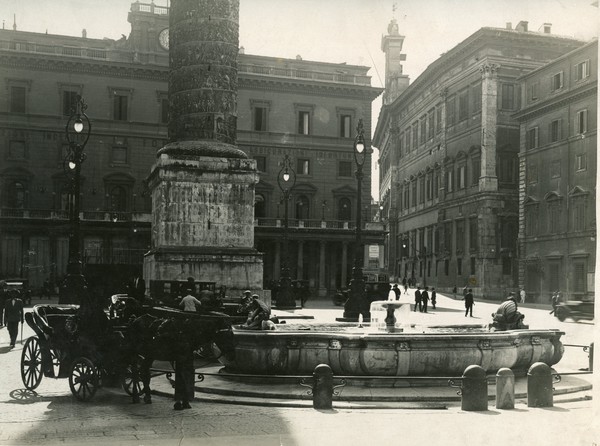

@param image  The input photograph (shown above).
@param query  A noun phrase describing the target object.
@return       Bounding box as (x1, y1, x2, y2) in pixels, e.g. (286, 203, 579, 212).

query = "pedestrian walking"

(519, 287, 526, 304)
(463, 288, 474, 317)
(414, 286, 422, 312)
(392, 284, 400, 300)
(421, 287, 430, 313)
(2, 290, 24, 348)
(403, 281, 408, 294)
(430, 287, 437, 309)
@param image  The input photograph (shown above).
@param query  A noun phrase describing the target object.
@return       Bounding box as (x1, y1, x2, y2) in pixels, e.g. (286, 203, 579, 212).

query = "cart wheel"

(69, 357, 99, 402)
(121, 366, 142, 397)
(556, 307, 568, 322)
(21, 337, 43, 390)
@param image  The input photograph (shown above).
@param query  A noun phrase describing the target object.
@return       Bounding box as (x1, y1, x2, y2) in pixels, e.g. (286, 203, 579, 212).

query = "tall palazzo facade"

(374, 20, 589, 300)
(0, 2, 383, 297)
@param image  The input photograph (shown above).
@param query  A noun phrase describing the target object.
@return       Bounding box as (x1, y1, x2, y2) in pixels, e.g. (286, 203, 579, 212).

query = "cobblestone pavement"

(0, 294, 596, 446)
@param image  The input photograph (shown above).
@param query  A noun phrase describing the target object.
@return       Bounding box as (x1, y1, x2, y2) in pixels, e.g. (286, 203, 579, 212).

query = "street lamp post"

(276, 154, 297, 308)
(59, 95, 91, 305)
(344, 119, 369, 320)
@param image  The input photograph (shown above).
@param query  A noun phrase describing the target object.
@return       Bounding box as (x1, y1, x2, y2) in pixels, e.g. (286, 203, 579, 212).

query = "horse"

(126, 310, 234, 404)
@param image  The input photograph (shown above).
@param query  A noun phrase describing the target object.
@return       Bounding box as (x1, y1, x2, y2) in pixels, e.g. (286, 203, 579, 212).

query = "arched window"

(109, 185, 127, 212)
(338, 197, 352, 221)
(254, 194, 266, 219)
(8, 181, 26, 208)
(295, 195, 310, 220)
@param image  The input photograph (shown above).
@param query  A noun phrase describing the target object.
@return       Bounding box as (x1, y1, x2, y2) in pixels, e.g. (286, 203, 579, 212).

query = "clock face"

(158, 28, 169, 50)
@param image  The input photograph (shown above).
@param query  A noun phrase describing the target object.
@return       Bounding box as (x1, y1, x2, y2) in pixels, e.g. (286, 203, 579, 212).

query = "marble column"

(144, 0, 263, 295)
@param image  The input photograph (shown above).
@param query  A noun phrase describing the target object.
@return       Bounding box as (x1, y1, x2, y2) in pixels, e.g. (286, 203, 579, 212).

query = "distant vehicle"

(333, 270, 391, 305)
(4, 278, 31, 305)
(554, 300, 594, 322)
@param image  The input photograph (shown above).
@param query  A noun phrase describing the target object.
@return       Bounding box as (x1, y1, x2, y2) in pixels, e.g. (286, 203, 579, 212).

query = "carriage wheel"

(21, 337, 43, 390)
(120, 359, 143, 397)
(69, 357, 99, 402)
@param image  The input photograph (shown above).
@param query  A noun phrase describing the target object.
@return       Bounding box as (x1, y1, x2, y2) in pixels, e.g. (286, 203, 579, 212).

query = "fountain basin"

(220, 325, 564, 376)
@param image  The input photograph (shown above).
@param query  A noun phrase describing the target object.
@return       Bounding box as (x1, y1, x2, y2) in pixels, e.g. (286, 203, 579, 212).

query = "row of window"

(528, 59, 591, 102)
(8, 84, 359, 139)
(252, 104, 356, 137)
(254, 195, 354, 221)
(2, 179, 145, 213)
(527, 154, 587, 185)
(253, 156, 355, 178)
(526, 109, 588, 149)
(5, 137, 165, 168)
(525, 196, 589, 235)
(8, 85, 159, 123)
(398, 151, 520, 210)
(396, 83, 519, 156)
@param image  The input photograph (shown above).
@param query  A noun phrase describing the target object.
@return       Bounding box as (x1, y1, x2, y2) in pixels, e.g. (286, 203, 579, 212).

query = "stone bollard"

(527, 362, 553, 407)
(312, 364, 333, 410)
(495, 368, 514, 409)
(461, 365, 488, 411)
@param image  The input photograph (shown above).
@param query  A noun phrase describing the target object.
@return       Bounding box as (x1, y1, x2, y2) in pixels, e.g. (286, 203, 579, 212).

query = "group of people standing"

(413, 286, 436, 313)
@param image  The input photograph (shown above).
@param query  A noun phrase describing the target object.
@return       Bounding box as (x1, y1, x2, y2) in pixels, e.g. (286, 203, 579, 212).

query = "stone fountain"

(219, 297, 564, 377)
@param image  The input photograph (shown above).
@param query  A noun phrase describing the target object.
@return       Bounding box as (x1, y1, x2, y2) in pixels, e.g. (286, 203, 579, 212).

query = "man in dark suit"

(129, 274, 146, 304)
(421, 287, 430, 313)
(3, 290, 24, 348)
(413, 286, 422, 312)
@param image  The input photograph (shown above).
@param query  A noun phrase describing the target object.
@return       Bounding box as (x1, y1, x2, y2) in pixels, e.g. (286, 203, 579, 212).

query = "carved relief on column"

(162, 0, 246, 158)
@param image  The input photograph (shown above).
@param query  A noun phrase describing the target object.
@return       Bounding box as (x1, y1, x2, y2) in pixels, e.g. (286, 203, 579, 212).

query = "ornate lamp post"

(59, 95, 91, 304)
(276, 154, 297, 308)
(344, 119, 369, 320)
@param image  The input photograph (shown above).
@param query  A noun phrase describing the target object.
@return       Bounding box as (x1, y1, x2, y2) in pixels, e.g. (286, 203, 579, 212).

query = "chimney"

(239, 46, 245, 54)
(516, 21, 529, 32)
(82, 29, 87, 39)
(506, 22, 512, 30)
(296, 54, 302, 60)
(542, 23, 552, 34)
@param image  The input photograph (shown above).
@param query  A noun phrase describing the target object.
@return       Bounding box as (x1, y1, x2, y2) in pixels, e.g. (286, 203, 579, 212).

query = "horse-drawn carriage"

(21, 304, 142, 401)
(21, 300, 234, 403)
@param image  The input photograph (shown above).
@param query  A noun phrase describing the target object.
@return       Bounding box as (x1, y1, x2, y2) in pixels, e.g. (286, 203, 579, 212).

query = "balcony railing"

(238, 64, 371, 86)
(0, 209, 386, 231)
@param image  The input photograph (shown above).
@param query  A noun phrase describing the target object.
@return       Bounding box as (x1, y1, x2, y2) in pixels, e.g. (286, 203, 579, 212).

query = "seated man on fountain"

(490, 292, 529, 331)
(240, 294, 274, 330)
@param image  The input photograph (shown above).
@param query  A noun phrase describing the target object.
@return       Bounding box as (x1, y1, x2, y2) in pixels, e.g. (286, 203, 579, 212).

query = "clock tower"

(127, 2, 170, 55)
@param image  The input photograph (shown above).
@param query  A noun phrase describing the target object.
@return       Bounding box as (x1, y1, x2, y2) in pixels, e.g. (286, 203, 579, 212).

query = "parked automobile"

(4, 278, 31, 305)
(554, 300, 594, 322)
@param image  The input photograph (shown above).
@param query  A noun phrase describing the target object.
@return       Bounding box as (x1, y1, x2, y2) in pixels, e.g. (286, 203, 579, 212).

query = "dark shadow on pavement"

(8, 388, 39, 403)
(0, 346, 14, 354)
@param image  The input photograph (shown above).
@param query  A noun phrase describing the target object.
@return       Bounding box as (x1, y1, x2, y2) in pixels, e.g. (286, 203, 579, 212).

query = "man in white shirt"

(179, 288, 202, 312)
(519, 288, 526, 304)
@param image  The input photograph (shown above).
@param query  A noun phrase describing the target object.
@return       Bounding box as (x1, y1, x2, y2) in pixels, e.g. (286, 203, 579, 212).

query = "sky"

(0, 0, 598, 199)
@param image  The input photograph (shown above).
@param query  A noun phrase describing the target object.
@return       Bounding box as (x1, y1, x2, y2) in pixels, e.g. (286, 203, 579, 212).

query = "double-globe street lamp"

(276, 154, 297, 308)
(343, 119, 369, 320)
(59, 95, 91, 304)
